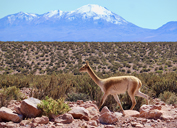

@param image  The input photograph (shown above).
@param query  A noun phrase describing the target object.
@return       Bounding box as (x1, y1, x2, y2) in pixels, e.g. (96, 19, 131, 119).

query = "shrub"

(66, 92, 90, 102)
(37, 96, 71, 117)
(0, 86, 24, 107)
(159, 91, 177, 105)
(156, 70, 163, 73)
(32, 74, 74, 100)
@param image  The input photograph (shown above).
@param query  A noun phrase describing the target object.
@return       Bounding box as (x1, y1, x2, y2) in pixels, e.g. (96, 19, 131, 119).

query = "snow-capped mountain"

(2, 4, 128, 25)
(0, 4, 176, 41)
(66, 4, 127, 24)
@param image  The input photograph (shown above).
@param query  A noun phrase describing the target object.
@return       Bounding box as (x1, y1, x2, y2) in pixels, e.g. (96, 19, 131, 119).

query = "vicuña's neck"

(87, 66, 101, 86)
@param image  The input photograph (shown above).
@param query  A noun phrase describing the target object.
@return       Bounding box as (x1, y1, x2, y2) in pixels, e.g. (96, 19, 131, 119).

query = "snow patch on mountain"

(67, 4, 127, 24)
(75, 4, 112, 15)
(43, 10, 64, 19)
(7, 12, 38, 24)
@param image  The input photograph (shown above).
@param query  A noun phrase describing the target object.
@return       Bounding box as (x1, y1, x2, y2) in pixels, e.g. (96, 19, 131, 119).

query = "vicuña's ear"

(86, 61, 89, 65)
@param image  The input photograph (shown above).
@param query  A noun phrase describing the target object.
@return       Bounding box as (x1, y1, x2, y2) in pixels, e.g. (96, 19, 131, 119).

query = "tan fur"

(79, 61, 149, 115)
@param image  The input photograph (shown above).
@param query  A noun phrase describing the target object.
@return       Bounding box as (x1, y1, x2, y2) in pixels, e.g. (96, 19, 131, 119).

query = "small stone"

(136, 124, 144, 128)
(88, 120, 97, 126)
(131, 122, 144, 128)
(114, 112, 123, 118)
(77, 100, 84, 105)
(87, 106, 100, 118)
(20, 120, 30, 126)
(105, 125, 115, 128)
(100, 106, 110, 114)
(80, 115, 90, 121)
(166, 119, 171, 123)
(157, 119, 161, 122)
(152, 105, 162, 110)
(56, 123, 63, 126)
(0, 122, 7, 127)
(54, 113, 74, 124)
(33, 116, 49, 124)
(68, 107, 90, 119)
(99, 110, 118, 124)
(79, 122, 87, 127)
(124, 110, 140, 117)
(141, 118, 147, 123)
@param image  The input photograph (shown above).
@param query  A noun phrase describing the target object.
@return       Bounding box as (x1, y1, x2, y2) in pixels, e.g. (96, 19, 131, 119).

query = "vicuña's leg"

(99, 93, 108, 110)
(129, 95, 136, 110)
(127, 85, 137, 110)
(113, 94, 125, 115)
(136, 90, 149, 105)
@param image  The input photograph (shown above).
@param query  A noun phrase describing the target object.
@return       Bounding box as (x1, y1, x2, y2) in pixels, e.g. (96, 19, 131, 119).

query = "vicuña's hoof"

(122, 111, 125, 116)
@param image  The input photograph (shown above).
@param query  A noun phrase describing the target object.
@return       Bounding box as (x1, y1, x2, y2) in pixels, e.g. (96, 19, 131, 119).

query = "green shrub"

(37, 96, 71, 117)
(159, 91, 177, 104)
(0, 86, 24, 107)
(156, 70, 163, 73)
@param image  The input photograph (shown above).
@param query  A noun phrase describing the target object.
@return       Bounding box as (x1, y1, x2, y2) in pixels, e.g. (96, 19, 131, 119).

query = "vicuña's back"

(102, 76, 141, 94)
(79, 61, 149, 115)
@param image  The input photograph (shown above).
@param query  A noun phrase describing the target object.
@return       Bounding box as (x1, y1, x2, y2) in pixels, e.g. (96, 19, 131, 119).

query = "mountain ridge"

(0, 4, 176, 41)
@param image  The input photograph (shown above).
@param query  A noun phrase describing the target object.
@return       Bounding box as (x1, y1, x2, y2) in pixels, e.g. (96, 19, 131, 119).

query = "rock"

(56, 123, 63, 126)
(99, 106, 118, 124)
(54, 113, 74, 124)
(159, 105, 177, 120)
(114, 112, 123, 119)
(86, 106, 100, 118)
(140, 103, 177, 120)
(7, 100, 21, 112)
(77, 100, 84, 105)
(88, 120, 97, 126)
(91, 115, 99, 121)
(105, 125, 116, 128)
(100, 106, 111, 114)
(80, 115, 90, 121)
(20, 97, 42, 118)
(47, 122, 55, 128)
(140, 105, 162, 119)
(152, 105, 162, 110)
(7, 121, 20, 128)
(161, 113, 174, 120)
(68, 107, 90, 119)
(0, 122, 6, 128)
(79, 122, 87, 127)
(131, 122, 144, 128)
(124, 110, 140, 117)
(80, 101, 99, 110)
(67, 101, 77, 108)
(30, 122, 38, 127)
(33, 116, 49, 124)
(14, 106, 23, 115)
(0, 107, 23, 123)
(20, 87, 32, 98)
(20, 120, 31, 126)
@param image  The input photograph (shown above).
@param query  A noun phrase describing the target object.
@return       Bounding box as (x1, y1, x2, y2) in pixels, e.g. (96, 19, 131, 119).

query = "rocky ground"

(0, 87, 177, 128)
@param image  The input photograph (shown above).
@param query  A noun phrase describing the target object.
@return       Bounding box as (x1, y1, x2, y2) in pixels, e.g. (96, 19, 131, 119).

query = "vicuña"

(79, 61, 149, 115)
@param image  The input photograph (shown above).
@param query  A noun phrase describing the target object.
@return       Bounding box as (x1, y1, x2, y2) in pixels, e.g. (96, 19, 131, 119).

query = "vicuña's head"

(79, 61, 89, 72)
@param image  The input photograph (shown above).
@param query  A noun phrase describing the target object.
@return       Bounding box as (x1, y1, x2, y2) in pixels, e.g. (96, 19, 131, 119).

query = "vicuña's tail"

(136, 80, 149, 105)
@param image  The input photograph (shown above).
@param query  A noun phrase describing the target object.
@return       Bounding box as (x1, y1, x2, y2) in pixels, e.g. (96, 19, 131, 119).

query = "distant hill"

(0, 41, 177, 75)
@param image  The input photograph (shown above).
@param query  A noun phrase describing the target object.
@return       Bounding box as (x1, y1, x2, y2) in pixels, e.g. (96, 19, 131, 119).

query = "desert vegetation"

(0, 41, 177, 75)
(0, 41, 177, 112)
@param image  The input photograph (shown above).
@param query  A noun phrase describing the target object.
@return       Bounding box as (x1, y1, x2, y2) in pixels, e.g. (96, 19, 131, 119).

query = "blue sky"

(0, 0, 177, 29)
